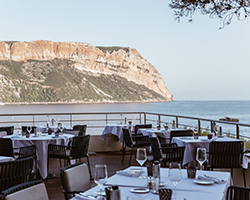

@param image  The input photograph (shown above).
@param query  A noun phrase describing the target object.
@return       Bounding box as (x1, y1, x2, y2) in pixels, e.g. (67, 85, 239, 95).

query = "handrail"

(0, 111, 249, 140)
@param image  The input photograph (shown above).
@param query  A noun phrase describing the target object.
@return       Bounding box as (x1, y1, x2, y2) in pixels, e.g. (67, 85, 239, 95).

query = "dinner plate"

(193, 179, 214, 185)
(159, 181, 167, 187)
(128, 168, 143, 173)
(182, 137, 193, 140)
(130, 188, 150, 193)
(200, 138, 208, 141)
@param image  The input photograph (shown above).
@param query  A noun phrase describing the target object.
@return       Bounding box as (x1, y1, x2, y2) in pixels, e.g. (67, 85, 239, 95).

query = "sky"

(0, 0, 249, 101)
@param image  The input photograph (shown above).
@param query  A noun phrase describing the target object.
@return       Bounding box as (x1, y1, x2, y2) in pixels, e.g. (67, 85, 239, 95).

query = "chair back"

(122, 129, 134, 147)
(69, 135, 90, 159)
(209, 141, 244, 169)
(0, 179, 49, 200)
(0, 126, 14, 135)
(164, 146, 185, 164)
(0, 131, 7, 138)
(21, 126, 37, 134)
(0, 157, 33, 192)
(226, 185, 250, 200)
(134, 124, 152, 134)
(60, 162, 91, 200)
(0, 138, 14, 157)
(17, 145, 36, 160)
(73, 125, 87, 136)
(170, 130, 193, 142)
(149, 137, 163, 162)
(63, 129, 80, 136)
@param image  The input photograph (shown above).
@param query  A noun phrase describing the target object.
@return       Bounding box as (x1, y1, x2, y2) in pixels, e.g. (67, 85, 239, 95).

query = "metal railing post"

(70, 114, 72, 127)
(176, 117, 178, 128)
(144, 113, 146, 124)
(198, 120, 201, 135)
(236, 125, 239, 139)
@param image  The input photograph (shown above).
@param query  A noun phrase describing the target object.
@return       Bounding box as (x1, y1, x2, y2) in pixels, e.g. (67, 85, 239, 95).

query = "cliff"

(0, 40, 174, 103)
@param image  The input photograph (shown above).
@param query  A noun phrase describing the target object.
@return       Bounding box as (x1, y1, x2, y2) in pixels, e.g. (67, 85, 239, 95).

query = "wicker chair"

(134, 124, 152, 134)
(226, 185, 250, 200)
(0, 138, 15, 157)
(0, 157, 33, 192)
(60, 162, 91, 200)
(170, 129, 193, 142)
(73, 125, 87, 136)
(121, 128, 150, 166)
(0, 126, 14, 135)
(149, 137, 185, 166)
(48, 135, 92, 179)
(0, 179, 49, 200)
(207, 141, 246, 187)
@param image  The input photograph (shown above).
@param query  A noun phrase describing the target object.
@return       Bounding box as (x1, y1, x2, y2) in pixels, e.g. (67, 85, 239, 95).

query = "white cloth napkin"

(198, 175, 225, 184)
(74, 194, 97, 200)
(116, 170, 142, 177)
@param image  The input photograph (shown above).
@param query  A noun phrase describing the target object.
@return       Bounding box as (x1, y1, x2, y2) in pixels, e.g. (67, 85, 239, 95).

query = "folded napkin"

(198, 175, 225, 184)
(116, 170, 142, 177)
(74, 193, 97, 200)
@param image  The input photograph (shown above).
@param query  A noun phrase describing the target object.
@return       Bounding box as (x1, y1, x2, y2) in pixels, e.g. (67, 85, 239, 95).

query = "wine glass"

(58, 123, 63, 133)
(196, 148, 207, 176)
(136, 148, 147, 169)
(15, 123, 21, 136)
(26, 126, 32, 134)
(168, 162, 182, 200)
(94, 164, 108, 199)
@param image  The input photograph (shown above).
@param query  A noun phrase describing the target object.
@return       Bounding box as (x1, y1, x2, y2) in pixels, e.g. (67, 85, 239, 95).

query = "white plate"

(182, 137, 193, 140)
(128, 168, 143, 173)
(159, 181, 167, 187)
(130, 188, 150, 193)
(200, 138, 208, 141)
(193, 179, 214, 185)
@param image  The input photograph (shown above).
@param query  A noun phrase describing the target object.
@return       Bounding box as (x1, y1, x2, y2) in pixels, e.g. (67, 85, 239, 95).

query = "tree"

(169, 0, 250, 29)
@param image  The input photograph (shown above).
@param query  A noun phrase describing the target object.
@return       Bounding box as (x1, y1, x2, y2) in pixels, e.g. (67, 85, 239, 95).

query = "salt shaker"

(111, 185, 121, 200)
(152, 161, 160, 194)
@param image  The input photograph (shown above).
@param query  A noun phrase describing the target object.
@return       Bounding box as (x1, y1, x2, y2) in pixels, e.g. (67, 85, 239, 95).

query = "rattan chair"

(121, 128, 150, 166)
(0, 138, 15, 157)
(149, 137, 184, 166)
(170, 129, 193, 142)
(0, 126, 14, 135)
(48, 135, 92, 179)
(73, 125, 87, 136)
(207, 141, 246, 187)
(0, 179, 49, 200)
(134, 124, 152, 134)
(0, 157, 33, 192)
(60, 162, 91, 200)
(226, 185, 250, 200)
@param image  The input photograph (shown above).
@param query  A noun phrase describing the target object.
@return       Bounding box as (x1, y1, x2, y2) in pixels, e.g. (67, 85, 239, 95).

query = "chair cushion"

(64, 163, 90, 192)
(5, 183, 48, 200)
(0, 131, 7, 138)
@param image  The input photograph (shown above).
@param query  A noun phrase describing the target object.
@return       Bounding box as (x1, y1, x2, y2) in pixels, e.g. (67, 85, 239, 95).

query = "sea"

(0, 101, 250, 137)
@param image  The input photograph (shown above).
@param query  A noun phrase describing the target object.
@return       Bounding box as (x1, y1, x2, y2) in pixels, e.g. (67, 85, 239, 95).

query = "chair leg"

(121, 147, 125, 164)
(129, 147, 133, 167)
(242, 168, 246, 187)
(86, 155, 93, 180)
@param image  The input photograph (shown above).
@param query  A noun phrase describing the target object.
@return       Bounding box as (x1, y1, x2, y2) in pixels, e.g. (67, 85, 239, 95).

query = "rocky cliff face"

(0, 40, 174, 103)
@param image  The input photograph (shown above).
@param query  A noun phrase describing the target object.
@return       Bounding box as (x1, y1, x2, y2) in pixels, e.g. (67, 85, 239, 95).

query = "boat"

(219, 116, 239, 122)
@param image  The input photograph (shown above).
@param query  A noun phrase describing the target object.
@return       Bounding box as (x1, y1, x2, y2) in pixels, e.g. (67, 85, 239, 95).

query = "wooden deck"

(45, 152, 139, 200)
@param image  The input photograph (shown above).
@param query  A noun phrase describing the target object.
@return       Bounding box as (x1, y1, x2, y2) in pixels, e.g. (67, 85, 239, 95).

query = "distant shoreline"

(0, 99, 171, 106)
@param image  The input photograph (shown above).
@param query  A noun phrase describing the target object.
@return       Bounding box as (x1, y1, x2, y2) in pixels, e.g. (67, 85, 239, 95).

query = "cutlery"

(79, 192, 97, 199)
(204, 174, 225, 183)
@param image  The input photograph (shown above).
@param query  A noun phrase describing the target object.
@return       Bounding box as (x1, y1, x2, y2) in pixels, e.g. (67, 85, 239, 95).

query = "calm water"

(0, 101, 250, 136)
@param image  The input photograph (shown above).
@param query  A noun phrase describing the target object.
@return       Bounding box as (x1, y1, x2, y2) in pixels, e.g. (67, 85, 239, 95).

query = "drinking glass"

(196, 148, 207, 176)
(94, 164, 108, 199)
(136, 148, 147, 169)
(15, 123, 21, 136)
(168, 162, 182, 200)
(26, 126, 32, 134)
(59, 123, 63, 133)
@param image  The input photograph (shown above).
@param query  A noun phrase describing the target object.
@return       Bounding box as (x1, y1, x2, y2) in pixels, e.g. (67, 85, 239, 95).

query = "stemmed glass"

(26, 126, 32, 135)
(196, 148, 207, 176)
(58, 123, 63, 133)
(15, 123, 21, 136)
(136, 148, 147, 178)
(168, 162, 182, 200)
(94, 164, 108, 199)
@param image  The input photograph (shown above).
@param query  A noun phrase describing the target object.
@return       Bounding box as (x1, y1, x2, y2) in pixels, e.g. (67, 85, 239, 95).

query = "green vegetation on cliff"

(0, 59, 165, 103)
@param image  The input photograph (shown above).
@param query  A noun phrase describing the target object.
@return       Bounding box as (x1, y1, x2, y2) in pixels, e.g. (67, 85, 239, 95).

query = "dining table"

(102, 124, 135, 145)
(0, 156, 14, 162)
(137, 128, 183, 143)
(4, 133, 74, 179)
(71, 166, 232, 200)
(172, 136, 249, 168)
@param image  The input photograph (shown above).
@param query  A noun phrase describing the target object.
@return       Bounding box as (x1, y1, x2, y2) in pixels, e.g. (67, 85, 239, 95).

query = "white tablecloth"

(0, 156, 14, 162)
(71, 166, 232, 200)
(102, 124, 135, 145)
(4, 133, 74, 179)
(172, 136, 248, 168)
